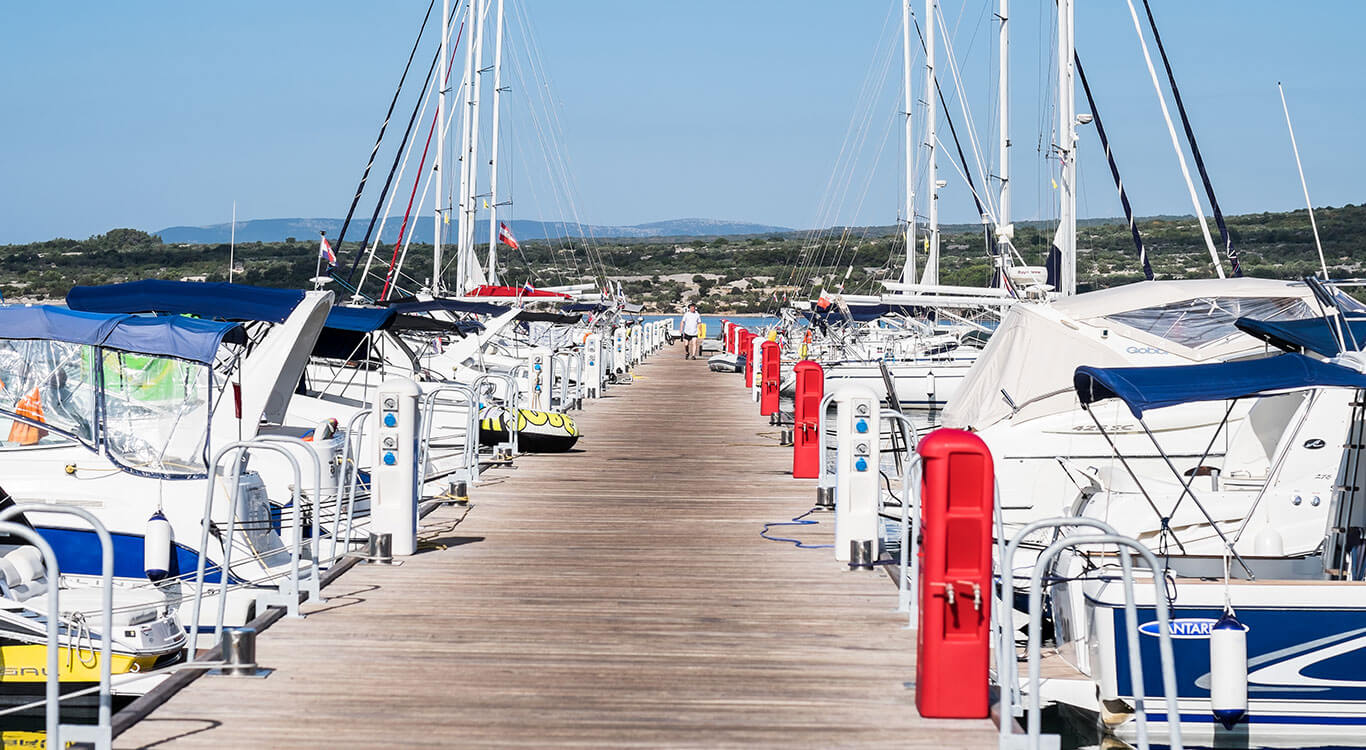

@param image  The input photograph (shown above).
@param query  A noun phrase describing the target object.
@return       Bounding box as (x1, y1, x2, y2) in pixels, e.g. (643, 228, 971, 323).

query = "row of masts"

(897, 0, 1077, 296)
(434, 0, 509, 298)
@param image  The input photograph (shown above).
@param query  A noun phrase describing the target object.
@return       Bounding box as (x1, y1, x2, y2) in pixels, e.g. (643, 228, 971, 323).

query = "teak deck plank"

(115, 351, 997, 748)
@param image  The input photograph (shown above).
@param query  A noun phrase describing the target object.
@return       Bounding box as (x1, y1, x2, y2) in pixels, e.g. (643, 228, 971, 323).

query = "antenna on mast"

(229, 200, 236, 283)
(1278, 82, 1329, 281)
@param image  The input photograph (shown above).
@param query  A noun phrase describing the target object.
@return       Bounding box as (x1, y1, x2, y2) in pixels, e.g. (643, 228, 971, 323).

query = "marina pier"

(113, 354, 996, 748)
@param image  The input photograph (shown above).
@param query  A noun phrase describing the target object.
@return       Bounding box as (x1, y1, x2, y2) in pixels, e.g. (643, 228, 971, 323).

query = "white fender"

(1210, 610, 1248, 730)
(144, 511, 173, 581)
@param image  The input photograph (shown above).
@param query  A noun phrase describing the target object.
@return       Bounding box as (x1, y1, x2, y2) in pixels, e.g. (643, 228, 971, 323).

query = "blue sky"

(1, 1, 1362, 244)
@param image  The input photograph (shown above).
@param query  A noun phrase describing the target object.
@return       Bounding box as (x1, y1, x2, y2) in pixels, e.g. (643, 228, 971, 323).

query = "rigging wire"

(342, 1, 464, 286)
(332, 0, 438, 267)
(1073, 51, 1152, 280)
(1138, 0, 1239, 276)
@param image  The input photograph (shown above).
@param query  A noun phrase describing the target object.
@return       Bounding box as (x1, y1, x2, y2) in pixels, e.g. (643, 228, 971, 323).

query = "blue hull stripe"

(34, 526, 234, 584)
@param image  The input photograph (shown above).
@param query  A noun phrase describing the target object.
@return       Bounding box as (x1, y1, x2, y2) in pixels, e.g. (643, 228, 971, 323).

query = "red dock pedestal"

(741, 331, 757, 388)
(915, 429, 993, 719)
(759, 340, 780, 416)
(791, 360, 823, 478)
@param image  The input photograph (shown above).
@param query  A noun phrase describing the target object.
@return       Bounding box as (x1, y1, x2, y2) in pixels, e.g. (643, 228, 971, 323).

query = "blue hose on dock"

(760, 508, 833, 549)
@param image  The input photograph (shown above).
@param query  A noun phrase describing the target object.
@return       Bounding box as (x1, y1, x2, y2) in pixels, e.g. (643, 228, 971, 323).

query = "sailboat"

(952, 0, 1333, 531)
(801, 0, 1020, 414)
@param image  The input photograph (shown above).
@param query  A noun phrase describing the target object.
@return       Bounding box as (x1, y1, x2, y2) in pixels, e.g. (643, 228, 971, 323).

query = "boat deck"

(114, 353, 997, 748)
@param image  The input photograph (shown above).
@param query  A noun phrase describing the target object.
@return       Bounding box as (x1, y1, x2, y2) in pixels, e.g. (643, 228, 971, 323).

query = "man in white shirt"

(680, 304, 702, 360)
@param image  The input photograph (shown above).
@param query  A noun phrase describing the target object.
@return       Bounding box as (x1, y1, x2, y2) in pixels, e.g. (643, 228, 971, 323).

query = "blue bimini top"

(0, 305, 244, 364)
(1074, 352, 1366, 418)
(67, 279, 306, 324)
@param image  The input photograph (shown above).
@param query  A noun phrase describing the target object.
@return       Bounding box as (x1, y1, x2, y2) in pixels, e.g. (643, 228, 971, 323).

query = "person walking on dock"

(681, 303, 702, 360)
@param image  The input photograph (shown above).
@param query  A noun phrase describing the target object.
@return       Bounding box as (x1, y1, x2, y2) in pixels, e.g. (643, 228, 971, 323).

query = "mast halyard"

(485, 0, 507, 286)
(900, 0, 917, 285)
(920, 0, 939, 287)
(433, 0, 451, 296)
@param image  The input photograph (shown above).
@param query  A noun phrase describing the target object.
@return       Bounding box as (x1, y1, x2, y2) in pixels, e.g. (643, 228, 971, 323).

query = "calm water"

(641, 314, 786, 337)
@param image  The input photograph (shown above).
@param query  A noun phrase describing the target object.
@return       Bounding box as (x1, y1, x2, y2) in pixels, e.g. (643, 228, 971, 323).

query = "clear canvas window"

(0, 340, 97, 447)
(101, 350, 210, 476)
(1105, 297, 1315, 349)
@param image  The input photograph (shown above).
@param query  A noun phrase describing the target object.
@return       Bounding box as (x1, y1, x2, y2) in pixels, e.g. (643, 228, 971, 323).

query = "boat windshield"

(0, 340, 215, 478)
(1104, 296, 1314, 350)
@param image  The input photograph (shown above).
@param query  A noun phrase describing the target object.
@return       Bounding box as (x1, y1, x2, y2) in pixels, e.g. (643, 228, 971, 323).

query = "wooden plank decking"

(114, 352, 998, 748)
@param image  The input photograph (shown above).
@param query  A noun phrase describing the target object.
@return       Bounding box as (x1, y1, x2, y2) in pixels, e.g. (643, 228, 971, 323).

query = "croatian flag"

(319, 234, 336, 267)
(499, 222, 520, 250)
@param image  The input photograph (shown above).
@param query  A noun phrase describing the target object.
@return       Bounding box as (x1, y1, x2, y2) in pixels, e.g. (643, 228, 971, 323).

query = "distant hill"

(155, 217, 793, 244)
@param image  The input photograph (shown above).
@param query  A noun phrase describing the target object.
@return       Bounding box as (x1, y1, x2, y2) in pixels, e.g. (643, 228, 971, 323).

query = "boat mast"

(995, 0, 1013, 286)
(485, 0, 506, 286)
(434, 0, 450, 295)
(454, 0, 478, 295)
(1057, 0, 1077, 296)
(461, 0, 489, 293)
(900, 0, 917, 285)
(920, 0, 939, 286)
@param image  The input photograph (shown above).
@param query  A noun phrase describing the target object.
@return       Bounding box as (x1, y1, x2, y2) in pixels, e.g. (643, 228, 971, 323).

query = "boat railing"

(0, 507, 114, 749)
(189, 440, 307, 657)
(418, 384, 479, 487)
(998, 518, 1184, 750)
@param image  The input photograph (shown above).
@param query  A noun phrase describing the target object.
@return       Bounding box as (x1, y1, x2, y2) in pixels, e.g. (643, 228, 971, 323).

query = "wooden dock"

(114, 353, 998, 748)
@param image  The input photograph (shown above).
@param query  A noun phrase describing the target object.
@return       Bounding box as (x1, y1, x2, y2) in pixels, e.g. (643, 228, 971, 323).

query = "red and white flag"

(816, 290, 832, 310)
(318, 234, 336, 266)
(498, 222, 519, 250)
